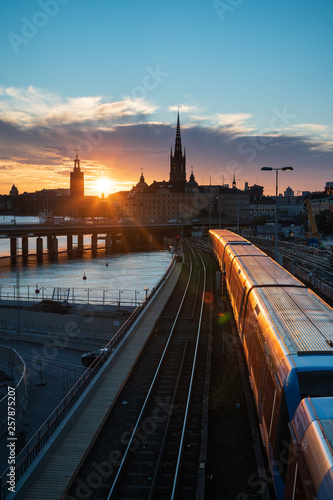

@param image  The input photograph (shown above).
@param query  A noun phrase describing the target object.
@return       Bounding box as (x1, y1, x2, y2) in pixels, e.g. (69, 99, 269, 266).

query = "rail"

(105, 244, 206, 498)
(0, 254, 177, 499)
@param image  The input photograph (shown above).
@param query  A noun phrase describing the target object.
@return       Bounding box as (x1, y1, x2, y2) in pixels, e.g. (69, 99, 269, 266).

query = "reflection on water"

(0, 216, 173, 305)
(0, 249, 172, 305)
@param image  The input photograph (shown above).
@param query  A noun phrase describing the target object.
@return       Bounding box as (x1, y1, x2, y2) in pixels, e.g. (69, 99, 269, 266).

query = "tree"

(315, 210, 333, 235)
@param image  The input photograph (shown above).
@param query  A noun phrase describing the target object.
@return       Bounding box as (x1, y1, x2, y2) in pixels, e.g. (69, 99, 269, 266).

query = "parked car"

(81, 348, 110, 367)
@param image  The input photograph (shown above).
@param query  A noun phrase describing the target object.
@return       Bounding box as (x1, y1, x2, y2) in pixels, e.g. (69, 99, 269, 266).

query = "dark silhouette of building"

(10, 185, 19, 196)
(170, 110, 186, 184)
(70, 151, 84, 200)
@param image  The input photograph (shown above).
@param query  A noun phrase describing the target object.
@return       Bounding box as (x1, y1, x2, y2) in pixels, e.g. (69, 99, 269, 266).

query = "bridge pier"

(78, 234, 84, 252)
(10, 238, 17, 257)
(51, 236, 58, 258)
(47, 235, 53, 251)
(22, 236, 28, 258)
(106, 233, 112, 253)
(36, 237, 43, 261)
(67, 234, 73, 253)
(91, 234, 97, 255)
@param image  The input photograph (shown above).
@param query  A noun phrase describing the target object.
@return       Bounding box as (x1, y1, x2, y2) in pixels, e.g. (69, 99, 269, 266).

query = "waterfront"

(0, 217, 173, 306)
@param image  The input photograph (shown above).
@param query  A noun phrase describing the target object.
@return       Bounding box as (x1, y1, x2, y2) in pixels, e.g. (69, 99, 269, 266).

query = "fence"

(0, 346, 27, 439)
(0, 285, 148, 307)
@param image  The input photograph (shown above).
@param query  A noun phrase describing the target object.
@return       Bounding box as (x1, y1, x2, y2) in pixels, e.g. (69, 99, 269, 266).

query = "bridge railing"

(0, 254, 177, 499)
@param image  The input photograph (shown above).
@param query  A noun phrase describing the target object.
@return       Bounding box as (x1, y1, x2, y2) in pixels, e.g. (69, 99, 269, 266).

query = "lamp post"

(118, 290, 123, 309)
(15, 233, 34, 336)
(261, 166, 293, 261)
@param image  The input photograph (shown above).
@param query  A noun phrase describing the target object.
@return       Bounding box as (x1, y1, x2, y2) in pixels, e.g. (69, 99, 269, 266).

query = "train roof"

(209, 229, 249, 245)
(239, 255, 333, 355)
(290, 397, 333, 496)
(210, 229, 333, 355)
(292, 397, 333, 443)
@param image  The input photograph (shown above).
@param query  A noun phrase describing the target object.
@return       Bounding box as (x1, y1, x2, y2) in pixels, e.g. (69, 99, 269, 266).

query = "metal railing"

(0, 254, 177, 499)
(0, 285, 152, 307)
(0, 346, 27, 439)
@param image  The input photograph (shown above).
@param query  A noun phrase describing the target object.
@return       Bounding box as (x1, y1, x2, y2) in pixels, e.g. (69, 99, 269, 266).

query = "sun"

(95, 177, 114, 197)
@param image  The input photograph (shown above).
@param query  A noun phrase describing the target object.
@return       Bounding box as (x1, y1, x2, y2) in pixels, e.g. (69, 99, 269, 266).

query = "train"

(209, 229, 333, 500)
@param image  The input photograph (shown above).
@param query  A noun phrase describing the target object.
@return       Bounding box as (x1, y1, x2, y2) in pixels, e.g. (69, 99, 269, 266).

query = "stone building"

(108, 112, 202, 223)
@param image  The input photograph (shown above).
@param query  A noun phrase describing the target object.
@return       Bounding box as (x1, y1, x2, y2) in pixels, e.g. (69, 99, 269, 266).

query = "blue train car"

(287, 397, 333, 499)
(209, 229, 333, 499)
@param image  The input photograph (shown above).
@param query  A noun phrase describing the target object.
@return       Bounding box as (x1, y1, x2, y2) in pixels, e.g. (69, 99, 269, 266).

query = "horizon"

(1, 0, 332, 197)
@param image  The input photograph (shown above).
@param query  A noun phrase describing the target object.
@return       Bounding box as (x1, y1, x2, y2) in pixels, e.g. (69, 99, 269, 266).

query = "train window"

(297, 370, 333, 398)
(238, 269, 241, 275)
(254, 304, 260, 316)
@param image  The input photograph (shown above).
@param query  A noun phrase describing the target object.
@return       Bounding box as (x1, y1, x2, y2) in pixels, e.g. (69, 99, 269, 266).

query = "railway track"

(66, 242, 212, 500)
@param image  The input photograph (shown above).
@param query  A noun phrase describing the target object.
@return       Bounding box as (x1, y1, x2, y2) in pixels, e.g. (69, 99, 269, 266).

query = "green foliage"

(315, 210, 333, 234)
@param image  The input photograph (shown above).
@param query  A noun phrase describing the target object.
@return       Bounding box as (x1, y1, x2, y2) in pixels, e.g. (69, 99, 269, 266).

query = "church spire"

(169, 110, 186, 184)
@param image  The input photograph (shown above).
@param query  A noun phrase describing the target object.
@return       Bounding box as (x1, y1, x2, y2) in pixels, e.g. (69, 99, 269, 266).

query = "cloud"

(0, 86, 333, 194)
(215, 113, 252, 126)
(0, 85, 158, 129)
(169, 104, 199, 113)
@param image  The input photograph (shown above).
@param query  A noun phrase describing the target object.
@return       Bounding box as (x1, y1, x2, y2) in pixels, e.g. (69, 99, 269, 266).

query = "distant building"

(310, 197, 333, 215)
(284, 186, 294, 197)
(70, 151, 84, 200)
(326, 182, 333, 195)
(10, 185, 18, 196)
(109, 112, 203, 222)
(216, 188, 251, 224)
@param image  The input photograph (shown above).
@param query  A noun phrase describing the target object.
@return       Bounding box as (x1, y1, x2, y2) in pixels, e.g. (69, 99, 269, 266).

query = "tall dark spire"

(169, 110, 186, 184)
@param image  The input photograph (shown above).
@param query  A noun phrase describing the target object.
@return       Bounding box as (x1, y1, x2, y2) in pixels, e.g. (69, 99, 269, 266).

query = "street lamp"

(144, 286, 149, 301)
(260, 166, 293, 261)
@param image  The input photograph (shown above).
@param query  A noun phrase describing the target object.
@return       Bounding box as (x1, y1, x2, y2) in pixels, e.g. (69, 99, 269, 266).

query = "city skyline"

(0, 0, 332, 197)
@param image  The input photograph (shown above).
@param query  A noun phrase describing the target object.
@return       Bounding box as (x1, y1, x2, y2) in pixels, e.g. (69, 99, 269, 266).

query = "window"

(298, 370, 333, 398)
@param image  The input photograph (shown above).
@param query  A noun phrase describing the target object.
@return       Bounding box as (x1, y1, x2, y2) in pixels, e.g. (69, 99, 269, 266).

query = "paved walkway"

(14, 262, 182, 500)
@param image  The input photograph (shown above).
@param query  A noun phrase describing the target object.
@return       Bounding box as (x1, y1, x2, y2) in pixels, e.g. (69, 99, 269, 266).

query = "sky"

(0, 0, 332, 197)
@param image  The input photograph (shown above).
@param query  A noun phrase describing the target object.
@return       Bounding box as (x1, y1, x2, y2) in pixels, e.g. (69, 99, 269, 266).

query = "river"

(0, 216, 173, 306)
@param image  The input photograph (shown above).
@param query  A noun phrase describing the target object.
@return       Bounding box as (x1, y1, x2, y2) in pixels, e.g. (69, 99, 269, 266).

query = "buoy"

(105, 262, 109, 267)
(83, 273, 87, 280)
(35, 286, 40, 294)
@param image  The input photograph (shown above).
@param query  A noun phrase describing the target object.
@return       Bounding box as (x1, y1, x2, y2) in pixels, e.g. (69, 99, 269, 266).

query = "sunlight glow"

(95, 177, 114, 197)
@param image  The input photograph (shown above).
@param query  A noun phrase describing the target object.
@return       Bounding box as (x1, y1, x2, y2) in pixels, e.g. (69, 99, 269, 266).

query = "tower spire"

(74, 149, 80, 171)
(169, 110, 186, 184)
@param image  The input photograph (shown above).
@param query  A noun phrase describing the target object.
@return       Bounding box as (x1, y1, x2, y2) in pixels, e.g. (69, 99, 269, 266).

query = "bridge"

(0, 221, 191, 258)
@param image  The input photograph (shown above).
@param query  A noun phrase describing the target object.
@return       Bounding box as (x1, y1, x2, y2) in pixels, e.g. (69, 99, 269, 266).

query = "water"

(0, 217, 173, 306)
